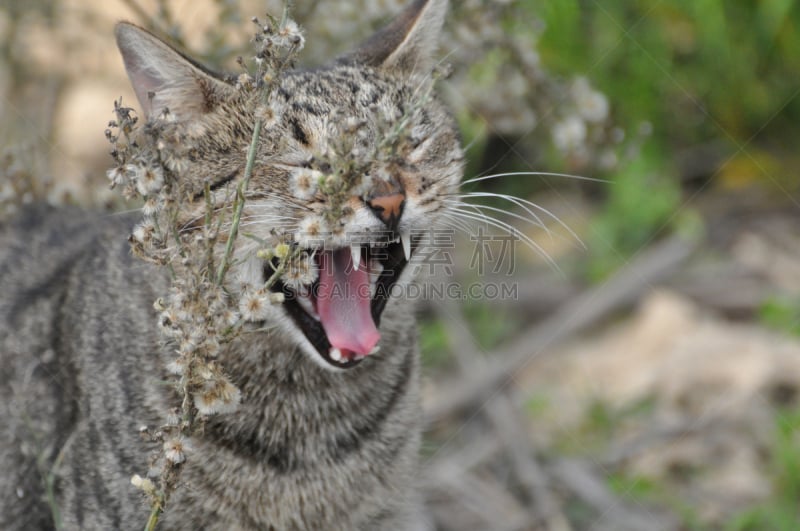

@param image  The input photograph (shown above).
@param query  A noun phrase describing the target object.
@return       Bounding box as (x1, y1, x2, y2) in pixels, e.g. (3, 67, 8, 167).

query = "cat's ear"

(345, 0, 448, 76)
(115, 22, 235, 120)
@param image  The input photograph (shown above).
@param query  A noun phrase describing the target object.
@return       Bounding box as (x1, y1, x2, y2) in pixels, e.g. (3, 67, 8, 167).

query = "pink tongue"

(316, 248, 380, 356)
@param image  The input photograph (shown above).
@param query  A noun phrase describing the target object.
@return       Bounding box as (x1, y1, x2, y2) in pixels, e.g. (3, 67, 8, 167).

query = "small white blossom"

(220, 309, 240, 327)
(255, 102, 281, 127)
(552, 115, 587, 153)
(598, 150, 619, 170)
(282, 254, 318, 288)
(194, 376, 241, 415)
(134, 165, 165, 196)
(572, 77, 609, 124)
(162, 152, 188, 174)
(239, 289, 270, 322)
(106, 166, 126, 188)
(131, 220, 156, 244)
(141, 196, 161, 216)
(275, 20, 305, 50)
(295, 216, 327, 249)
(291, 169, 321, 200)
(163, 437, 189, 464)
(165, 356, 187, 376)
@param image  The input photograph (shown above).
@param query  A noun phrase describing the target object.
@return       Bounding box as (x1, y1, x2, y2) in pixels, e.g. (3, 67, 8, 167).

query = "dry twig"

(425, 235, 697, 425)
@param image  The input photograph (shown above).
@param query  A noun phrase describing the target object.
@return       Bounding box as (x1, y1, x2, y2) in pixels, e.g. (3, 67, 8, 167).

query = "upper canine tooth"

(400, 232, 411, 260)
(351, 244, 361, 271)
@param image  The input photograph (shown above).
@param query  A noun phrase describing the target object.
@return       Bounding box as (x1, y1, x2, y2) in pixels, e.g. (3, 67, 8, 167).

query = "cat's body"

(1, 207, 423, 530)
(0, 1, 462, 529)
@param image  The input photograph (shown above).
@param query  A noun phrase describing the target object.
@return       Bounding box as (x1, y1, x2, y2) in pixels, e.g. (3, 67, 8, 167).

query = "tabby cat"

(0, 0, 463, 529)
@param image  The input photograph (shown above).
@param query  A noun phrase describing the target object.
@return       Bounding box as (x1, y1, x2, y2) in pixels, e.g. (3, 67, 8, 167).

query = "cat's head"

(115, 0, 463, 370)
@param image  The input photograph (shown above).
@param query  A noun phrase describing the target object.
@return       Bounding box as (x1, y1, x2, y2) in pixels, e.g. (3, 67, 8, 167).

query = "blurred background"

(2, 1, 800, 529)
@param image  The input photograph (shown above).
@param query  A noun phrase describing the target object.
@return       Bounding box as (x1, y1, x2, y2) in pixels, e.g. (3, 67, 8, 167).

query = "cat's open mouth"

(268, 235, 414, 369)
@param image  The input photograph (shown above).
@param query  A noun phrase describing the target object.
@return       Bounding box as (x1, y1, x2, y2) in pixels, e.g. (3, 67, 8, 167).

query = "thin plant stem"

(214, 33, 299, 285)
(215, 92, 267, 286)
(144, 500, 162, 531)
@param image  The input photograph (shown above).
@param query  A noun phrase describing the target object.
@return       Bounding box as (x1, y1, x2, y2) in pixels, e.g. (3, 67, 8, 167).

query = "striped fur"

(0, 1, 459, 529)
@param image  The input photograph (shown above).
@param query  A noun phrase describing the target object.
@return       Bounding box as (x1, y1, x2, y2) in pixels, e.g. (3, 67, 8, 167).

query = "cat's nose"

(366, 192, 406, 233)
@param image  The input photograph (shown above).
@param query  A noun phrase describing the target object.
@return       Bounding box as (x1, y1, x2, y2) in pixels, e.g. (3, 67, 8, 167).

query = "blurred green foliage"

(525, 0, 800, 279)
(584, 148, 682, 280)
(535, 0, 800, 150)
(419, 301, 521, 371)
(758, 296, 800, 337)
(727, 407, 800, 530)
(419, 319, 451, 369)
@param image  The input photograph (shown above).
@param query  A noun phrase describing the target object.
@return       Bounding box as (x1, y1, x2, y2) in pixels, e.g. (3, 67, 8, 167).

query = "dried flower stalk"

(105, 5, 304, 528)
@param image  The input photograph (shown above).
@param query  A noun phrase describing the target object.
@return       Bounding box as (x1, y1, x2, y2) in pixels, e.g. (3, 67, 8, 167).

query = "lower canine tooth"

(369, 345, 381, 355)
(330, 348, 342, 362)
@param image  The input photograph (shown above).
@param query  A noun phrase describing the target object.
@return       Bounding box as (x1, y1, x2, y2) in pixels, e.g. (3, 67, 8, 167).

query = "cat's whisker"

(447, 207, 560, 270)
(239, 214, 298, 222)
(452, 191, 584, 249)
(236, 221, 297, 231)
(245, 193, 313, 211)
(445, 200, 551, 237)
(4, 1, 494, 528)
(446, 197, 549, 235)
(448, 200, 587, 253)
(445, 192, 550, 234)
(178, 203, 252, 232)
(461, 133, 483, 153)
(434, 211, 476, 235)
(108, 207, 147, 216)
(446, 206, 534, 243)
(462, 171, 608, 186)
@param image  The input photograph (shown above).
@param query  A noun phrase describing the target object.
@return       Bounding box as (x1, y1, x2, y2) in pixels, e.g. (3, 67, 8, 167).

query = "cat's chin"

(269, 236, 415, 370)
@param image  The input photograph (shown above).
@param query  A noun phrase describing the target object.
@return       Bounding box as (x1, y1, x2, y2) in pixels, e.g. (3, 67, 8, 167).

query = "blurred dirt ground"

(420, 196, 800, 530)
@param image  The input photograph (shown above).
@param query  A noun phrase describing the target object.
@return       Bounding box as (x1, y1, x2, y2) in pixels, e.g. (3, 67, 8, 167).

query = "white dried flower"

(295, 216, 327, 248)
(162, 152, 188, 174)
(135, 165, 165, 196)
(572, 77, 609, 124)
(131, 220, 156, 244)
(598, 149, 618, 170)
(194, 376, 241, 416)
(201, 336, 220, 358)
(178, 337, 198, 355)
(276, 20, 305, 50)
(291, 169, 321, 200)
(163, 437, 189, 464)
(282, 254, 318, 288)
(106, 166, 126, 188)
(255, 102, 281, 127)
(221, 309, 240, 327)
(239, 289, 270, 322)
(552, 115, 587, 153)
(165, 356, 187, 376)
(236, 73, 255, 90)
(141, 196, 161, 216)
